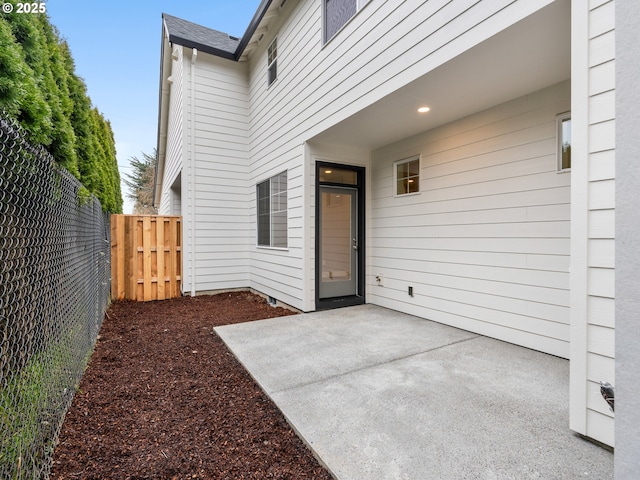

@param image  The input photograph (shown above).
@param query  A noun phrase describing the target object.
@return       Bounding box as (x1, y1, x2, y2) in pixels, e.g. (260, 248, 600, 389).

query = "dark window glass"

(268, 38, 277, 86)
(561, 117, 571, 170)
(257, 181, 271, 245)
(319, 167, 357, 185)
(325, 0, 357, 42)
(396, 158, 420, 195)
(257, 172, 287, 247)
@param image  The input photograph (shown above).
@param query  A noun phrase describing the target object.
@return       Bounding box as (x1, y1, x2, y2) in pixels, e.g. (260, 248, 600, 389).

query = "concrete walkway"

(215, 304, 613, 480)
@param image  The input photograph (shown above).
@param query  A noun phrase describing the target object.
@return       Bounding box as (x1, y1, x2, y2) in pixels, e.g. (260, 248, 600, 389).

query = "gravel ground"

(50, 292, 334, 479)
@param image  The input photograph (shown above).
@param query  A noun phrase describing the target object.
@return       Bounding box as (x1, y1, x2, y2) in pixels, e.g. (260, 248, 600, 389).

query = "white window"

(394, 156, 420, 196)
(324, 0, 370, 43)
(557, 112, 571, 172)
(267, 37, 277, 86)
(257, 171, 287, 248)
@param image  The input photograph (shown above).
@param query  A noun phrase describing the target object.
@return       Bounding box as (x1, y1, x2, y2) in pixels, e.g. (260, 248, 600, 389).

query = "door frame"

(315, 161, 365, 310)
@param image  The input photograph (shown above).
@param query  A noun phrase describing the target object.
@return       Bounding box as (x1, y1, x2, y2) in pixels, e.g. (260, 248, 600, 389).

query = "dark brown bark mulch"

(50, 292, 333, 479)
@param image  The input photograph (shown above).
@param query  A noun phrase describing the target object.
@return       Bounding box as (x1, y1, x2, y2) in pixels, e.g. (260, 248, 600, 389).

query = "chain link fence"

(0, 113, 111, 478)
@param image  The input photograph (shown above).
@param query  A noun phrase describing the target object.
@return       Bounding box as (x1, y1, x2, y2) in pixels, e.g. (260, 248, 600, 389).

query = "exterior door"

(316, 162, 365, 309)
(319, 186, 357, 298)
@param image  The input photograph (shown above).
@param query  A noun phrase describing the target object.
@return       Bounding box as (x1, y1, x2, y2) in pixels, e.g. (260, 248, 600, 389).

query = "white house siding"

(245, 0, 558, 311)
(169, 173, 181, 216)
(615, 0, 640, 472)
(570, 0, 616, 447)
(189, 52, 251, 293)
(369, 82, 571, 358)
(158, 45, 185, 215)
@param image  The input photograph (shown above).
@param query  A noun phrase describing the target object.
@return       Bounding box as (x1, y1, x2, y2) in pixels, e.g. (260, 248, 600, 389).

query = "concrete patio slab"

(215, 305, 613, 480)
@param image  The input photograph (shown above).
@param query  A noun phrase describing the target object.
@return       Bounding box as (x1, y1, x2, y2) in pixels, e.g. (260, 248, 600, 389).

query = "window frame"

(556, 112, 571, 172)
(267, 37, 278, 87)
(323, 0, 371, 44)
(256, 170, 288, 249)
(393, 156, 421, 197)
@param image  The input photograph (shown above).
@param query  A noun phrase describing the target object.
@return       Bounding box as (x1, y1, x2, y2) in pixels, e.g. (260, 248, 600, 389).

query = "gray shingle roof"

(163, 13, 241, 59)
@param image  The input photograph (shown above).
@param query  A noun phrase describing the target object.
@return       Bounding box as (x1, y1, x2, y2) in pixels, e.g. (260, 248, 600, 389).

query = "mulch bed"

(50, 292, 334, 479)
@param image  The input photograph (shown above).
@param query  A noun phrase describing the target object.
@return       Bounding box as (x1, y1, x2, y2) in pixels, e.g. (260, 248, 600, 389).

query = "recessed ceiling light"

(418, 107, 430, 113)
(324, 170, 332, 174)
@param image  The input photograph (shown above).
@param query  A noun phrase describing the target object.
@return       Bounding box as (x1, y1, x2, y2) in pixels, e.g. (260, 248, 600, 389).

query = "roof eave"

(234, 0, 274, 60)
(169, 34, 236, 61)
(154, 20, 173, 207)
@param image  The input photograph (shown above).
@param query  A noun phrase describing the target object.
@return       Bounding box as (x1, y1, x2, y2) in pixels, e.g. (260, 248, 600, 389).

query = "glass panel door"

(319, 186, 357, 299)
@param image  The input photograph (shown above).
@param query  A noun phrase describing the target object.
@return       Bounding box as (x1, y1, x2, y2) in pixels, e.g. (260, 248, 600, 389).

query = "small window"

(267, 38, 277, 86)
(395, 156, 420, 196)
(324, 0, 369, 43)
(319, 167, 357, 185)
(257, 171, 287, 248)
(557, 112, 571, 171)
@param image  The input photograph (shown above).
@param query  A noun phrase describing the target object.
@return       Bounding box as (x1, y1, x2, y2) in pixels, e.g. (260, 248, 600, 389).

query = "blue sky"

(47, 0, 261, 213)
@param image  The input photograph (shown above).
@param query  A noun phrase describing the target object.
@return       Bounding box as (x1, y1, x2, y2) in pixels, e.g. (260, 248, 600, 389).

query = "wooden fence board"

(169, 218, 178, 297)
(157, 219, 165, 300)
(110, 214, 182, 301)
(143, 216, 152, 301)
(111, 214, 126, 300)
(128, 217, 137, 299)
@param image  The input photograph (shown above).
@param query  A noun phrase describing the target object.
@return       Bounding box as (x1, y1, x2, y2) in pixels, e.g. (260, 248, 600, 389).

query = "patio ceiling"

(310, 0, 571, 150)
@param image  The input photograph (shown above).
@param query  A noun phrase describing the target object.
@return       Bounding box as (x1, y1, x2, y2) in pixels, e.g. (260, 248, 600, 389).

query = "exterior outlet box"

(375, 274, 384, 286)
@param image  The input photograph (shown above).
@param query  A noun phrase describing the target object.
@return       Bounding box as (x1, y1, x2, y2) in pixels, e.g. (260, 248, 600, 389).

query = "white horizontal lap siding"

(244, 0, 556, 310)
(581, 0, 615, 447)
(249, 0, 557, 151)
(247, 0, 313, 311)
(249, 156, 306, 309)
(159, 46, 185, 215)
(251, 255, 304, 307)
(192, 54, 250, 292)
(370, 82, 570, 358)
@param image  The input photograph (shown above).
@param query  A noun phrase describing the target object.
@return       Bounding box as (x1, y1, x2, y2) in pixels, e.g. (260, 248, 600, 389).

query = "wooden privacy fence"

(111, 215, 182, 301)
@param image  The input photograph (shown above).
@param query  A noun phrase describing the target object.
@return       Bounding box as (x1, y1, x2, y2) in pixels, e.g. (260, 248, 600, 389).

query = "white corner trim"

(569, 0, 589, 436)
(189, 48, 198, 296)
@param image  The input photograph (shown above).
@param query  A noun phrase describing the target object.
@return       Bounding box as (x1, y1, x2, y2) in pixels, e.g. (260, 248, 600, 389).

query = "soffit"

(239, 0, 285, 61)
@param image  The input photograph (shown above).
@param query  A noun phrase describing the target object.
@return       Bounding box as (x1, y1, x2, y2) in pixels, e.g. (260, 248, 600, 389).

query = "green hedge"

(0, 3, 122, 213)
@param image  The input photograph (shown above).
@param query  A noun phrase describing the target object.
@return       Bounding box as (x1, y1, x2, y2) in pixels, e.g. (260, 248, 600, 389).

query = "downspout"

(190, 48, 198, 296)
